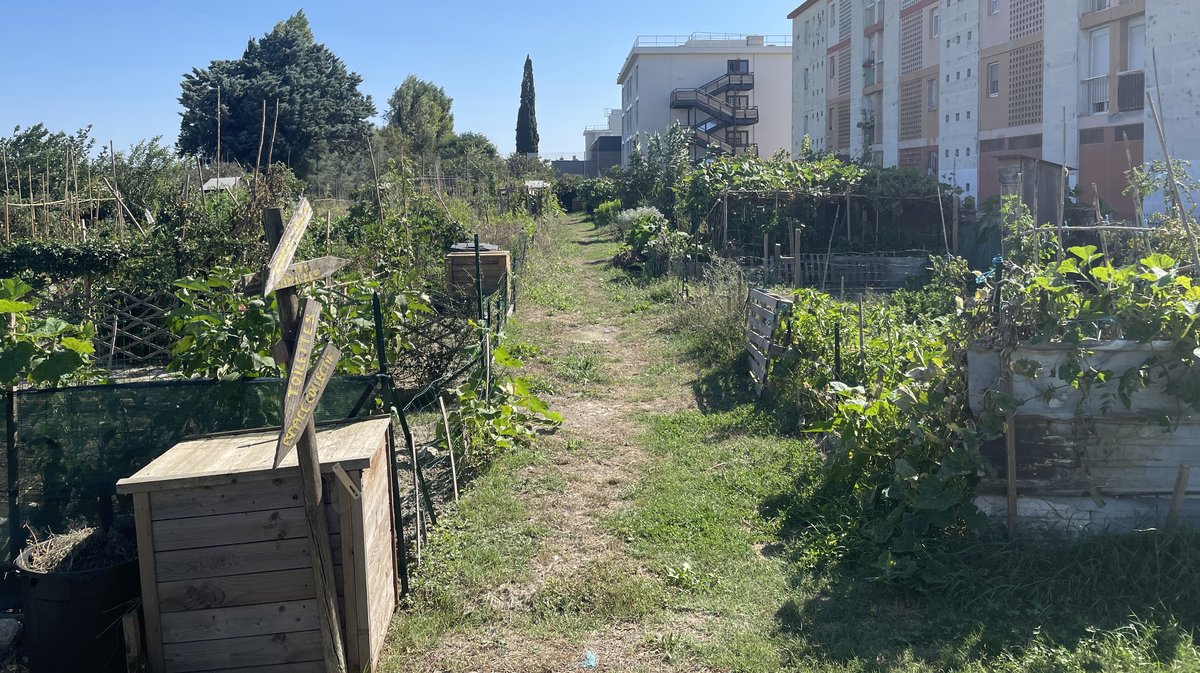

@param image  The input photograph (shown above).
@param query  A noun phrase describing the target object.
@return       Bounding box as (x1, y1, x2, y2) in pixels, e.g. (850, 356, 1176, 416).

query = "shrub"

(579, 177, 618, 213)
(594, 200, 622, 231)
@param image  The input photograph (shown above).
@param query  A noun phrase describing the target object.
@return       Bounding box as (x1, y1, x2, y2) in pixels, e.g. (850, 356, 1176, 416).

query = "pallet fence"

(746, 288, 793, 397)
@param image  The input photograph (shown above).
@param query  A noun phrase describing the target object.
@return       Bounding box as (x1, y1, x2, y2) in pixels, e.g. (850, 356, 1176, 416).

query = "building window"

(831, 1, 838, 28)
(931, 11, 939, 38)
(804, 68, 810, 90)
(1127, 18, 1146, 71)
(927, 151, 938, 176)
(727, 94, 749, 108)
(987, 62, 1000, 96)
(728, 59, 749, 74)
(989, 0, 999, 15)
(928, 78, 938, 109)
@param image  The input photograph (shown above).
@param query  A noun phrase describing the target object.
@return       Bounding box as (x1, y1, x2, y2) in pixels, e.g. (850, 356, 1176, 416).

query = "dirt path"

(391, 214, 702, 671)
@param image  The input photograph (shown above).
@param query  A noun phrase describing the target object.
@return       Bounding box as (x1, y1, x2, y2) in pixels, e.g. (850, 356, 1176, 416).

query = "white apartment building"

(617, 33, 793, 164)
(789, 0, 1200, 220)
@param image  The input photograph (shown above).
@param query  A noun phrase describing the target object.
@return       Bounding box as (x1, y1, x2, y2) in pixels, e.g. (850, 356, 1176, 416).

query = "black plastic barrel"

(15, 548, 140, 673)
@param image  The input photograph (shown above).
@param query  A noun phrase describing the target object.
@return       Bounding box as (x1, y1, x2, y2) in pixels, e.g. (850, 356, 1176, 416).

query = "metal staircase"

(670, 71, 760, 157)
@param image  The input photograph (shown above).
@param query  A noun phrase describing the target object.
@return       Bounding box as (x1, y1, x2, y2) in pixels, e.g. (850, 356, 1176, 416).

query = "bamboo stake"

(366, 135, 384, 229)
(27, 167, 34, 239)
(110, 141, 123, 236)
(255, 99, 266, 182)
(1, 147, 9, 242)
(1167, 465, 1190, 533)
(1147, 49, 1200, 269)
(936, 181, 950, 256)
(267, 99, 280, 170)
(412, 435, 422, 564)
(439, 396, 460, 504)
(215, 85, 221, 190)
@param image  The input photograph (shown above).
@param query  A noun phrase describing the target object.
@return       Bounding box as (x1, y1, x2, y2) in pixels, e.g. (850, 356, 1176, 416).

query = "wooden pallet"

(746, 289, 793, 397)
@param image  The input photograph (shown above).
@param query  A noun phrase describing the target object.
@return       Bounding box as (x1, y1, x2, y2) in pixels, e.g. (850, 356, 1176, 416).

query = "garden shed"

(116, 416, 397, 673)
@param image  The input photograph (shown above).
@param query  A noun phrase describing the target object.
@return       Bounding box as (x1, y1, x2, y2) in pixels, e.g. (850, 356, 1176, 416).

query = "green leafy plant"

(444, 336, 562, 461)
(0, 278, 96, 387)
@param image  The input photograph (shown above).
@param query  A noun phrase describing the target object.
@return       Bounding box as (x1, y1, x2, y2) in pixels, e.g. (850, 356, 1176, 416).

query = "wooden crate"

(116, 417, 397, 673)
(444, 250, 512, 301)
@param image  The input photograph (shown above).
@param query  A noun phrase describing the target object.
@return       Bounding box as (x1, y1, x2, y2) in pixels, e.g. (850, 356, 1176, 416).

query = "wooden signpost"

(238, 255, 351, 294)
(259, 199, 347, 673)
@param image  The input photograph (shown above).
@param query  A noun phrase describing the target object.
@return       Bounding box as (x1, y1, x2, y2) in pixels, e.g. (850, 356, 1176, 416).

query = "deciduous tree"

(385, 76, 455, 159)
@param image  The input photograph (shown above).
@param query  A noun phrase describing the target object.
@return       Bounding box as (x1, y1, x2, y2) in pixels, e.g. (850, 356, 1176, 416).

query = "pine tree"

(177, 11, 375, 177)
(515, 56, 539, 155)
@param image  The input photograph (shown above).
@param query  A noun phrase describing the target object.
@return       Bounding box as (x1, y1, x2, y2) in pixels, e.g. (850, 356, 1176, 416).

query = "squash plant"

(0, 277, 97, 388)
(443, 336, 561, 463)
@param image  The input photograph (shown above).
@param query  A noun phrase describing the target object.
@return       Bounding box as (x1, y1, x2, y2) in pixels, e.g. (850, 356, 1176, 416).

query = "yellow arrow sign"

(275, 343, 342, 467)
(263, 197, 314, 296)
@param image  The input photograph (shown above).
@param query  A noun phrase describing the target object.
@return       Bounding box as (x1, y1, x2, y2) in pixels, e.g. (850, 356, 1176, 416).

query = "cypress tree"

(515, 55, 539, 155)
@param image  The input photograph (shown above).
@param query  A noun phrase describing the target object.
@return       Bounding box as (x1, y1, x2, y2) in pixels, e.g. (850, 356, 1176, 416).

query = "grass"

(381, 444, 548, 661)
(386, 213, 1200, 672)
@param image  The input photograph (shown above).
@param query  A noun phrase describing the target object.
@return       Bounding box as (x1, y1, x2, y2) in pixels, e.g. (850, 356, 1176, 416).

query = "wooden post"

(111, 141, 123, 236)
(261, 207, 347, 673)
(792, 227, 802, 288)
(439, 396, 460, 504)
(951, 194, 960, 255)
(1167, 465, 1190, 533)
(122, 607, 145, 673)
(411, 434, 422, 565)
(1005, 417, 1018, 538)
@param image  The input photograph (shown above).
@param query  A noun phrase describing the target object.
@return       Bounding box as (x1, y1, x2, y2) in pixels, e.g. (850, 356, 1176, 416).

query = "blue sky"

(0, 1, 794, 159)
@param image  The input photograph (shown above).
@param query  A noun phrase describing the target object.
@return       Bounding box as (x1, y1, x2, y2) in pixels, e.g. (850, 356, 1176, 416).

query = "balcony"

(1116, 70, 1145, 112)
(1082, 75, 1110, 115)
(1082, 0, 1109, 14)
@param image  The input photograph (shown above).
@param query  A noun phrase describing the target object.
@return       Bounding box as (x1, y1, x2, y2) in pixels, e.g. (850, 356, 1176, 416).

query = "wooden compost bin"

(116, 417, 397, 673)
(968, 341, 1200, 532)
(445, 249, 511, 301)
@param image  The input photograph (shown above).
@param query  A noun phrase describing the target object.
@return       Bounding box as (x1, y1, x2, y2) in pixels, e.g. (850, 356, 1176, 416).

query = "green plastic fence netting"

(0, 376, 381, 561)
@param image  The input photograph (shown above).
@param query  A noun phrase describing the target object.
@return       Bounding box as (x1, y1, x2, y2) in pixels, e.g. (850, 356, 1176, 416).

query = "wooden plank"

(117, 418, 390, 494)
(278, 299, 323, 467)
(238, 256, 350, 294)
(262, 198, 314, 296)
(748, 300, 777, 323)
(277, 345, 342, 467)
(152, 508, 308, 552)
(160, 600, 320, 644)
(157, 566, 344, 613)
(747, 344, 768, 368)
(749, 354, 767, 383)
(134, 493, 167, 673)
(150, 478, 302, 521)
(748, 288, 780, 306)
(163, 630, 323, 673)
(190, 664, 324, 673)
(349, 466, 372, 669)
(748, 330, 771, 353)
(123, 602, 145, 673)
(155, 538, 314, 582)
(747, 313, 773, 338)
(337, 467, 364, 670)
(1167, 465, 1190, 532)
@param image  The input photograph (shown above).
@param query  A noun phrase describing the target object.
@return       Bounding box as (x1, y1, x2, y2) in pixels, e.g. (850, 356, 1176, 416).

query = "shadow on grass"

(768, 488, 1200, 670)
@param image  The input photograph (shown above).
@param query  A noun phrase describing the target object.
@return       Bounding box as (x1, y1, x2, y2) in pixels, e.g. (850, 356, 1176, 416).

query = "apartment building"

(617, 33, 793, 164)
(789, 0, 1200, 220)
